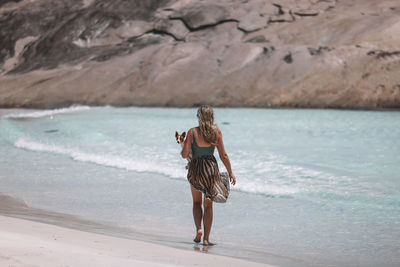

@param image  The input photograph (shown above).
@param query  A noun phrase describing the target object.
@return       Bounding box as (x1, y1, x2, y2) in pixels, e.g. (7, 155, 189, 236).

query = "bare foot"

(203, 240, 215, 246)
(193, 229, 202, 243)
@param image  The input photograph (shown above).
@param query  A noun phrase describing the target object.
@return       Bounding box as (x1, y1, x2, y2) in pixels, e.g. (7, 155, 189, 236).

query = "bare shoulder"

(187, 128, 194, 139)
(217, 128, 223, 141)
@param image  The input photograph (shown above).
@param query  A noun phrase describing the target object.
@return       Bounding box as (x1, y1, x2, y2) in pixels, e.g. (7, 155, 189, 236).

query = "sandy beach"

(0, 215, 275, 267)
(0, 193, 275, 267)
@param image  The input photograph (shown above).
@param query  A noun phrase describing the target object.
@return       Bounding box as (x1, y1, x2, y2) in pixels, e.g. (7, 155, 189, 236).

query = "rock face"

(0, 0, 400, 109)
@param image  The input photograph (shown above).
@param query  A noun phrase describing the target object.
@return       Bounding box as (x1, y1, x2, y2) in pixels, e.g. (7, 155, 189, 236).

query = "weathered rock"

(268, 6, 295, 23)
(169, 3, 231, 30)
(183, 21, 244, 62)
(237, 11, 267, 32)
(0, 0, 400, 109)
(0, 0, 22, 7)
(153, 19, 189, 41)
(3, 36, 38, 72)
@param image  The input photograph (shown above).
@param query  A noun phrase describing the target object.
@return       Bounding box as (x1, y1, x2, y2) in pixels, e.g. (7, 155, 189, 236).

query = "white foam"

(3, 106, 91, 119)
(13, 137, 355, 197)
(229, 150, 356, 197)
(236, 180, 301, 196)
(14, 138, 186, 179)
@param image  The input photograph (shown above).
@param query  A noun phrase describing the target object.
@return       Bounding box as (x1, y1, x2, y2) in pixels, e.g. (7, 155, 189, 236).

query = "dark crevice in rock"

(268, 10, 295, 23)
(237, 27, 252, 34)
(144, 29, 184, 42)
(216, 58, 222, 67)
(237, 25, 264, 34)
(272, 3, 285, 15)
(283, 52, 293, 63)
(362, 72, 370, 79)
(10, 12, 83, 73)
(27, 77, 54, 88)
(308, 46, 332, 56)
(294, 11, 319, 17)
(4, 0, 173, 73)
(367, 50, 400, 59)
(91, 38, 159, 63)
(262, 46, 275, 56)
(246, 35, 269, 43)
(169, 17, 239, 32)
(0, 1, 82, 65)
(268, 17, 295, 23)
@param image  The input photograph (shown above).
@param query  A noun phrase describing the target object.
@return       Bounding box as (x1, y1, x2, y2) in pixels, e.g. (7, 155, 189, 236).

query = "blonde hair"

(197, 105, 218, 146)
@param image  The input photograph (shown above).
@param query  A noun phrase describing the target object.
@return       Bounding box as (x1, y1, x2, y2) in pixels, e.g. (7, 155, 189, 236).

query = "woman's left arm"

(181, 128, 193, 159)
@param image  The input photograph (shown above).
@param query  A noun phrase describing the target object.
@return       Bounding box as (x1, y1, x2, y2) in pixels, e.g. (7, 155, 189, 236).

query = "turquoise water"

(0, 106, 399, 266)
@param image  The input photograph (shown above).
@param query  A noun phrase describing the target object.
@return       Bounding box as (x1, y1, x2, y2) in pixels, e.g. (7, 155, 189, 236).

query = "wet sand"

(0, 194, 275, 267)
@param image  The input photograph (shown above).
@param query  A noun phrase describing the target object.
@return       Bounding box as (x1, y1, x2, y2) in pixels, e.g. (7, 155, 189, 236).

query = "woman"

(181, 105, 236, 246)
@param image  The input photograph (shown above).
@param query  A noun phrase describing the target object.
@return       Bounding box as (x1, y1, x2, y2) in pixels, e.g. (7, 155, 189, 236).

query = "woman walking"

(181, 105, 236, 246)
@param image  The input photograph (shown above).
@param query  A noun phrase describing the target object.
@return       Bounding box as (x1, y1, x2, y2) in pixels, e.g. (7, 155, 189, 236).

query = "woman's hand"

(229, 173, 236, 185)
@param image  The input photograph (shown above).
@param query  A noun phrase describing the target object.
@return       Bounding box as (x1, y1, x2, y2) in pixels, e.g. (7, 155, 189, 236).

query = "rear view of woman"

(181, 105, 236, 246)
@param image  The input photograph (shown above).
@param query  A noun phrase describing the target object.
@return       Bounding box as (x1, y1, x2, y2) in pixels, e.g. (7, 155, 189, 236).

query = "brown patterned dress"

(187, 128, 230, 203)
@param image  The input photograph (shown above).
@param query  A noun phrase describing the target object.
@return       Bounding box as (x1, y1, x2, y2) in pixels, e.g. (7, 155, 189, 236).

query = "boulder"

(0, 0, 400, 109)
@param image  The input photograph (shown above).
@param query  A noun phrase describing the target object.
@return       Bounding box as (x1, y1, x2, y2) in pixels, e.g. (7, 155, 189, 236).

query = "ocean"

(0, 106, 399, 266)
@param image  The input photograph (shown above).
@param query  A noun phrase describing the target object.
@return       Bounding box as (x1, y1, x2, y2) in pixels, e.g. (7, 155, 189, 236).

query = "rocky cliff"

(0, 0, 399, 109)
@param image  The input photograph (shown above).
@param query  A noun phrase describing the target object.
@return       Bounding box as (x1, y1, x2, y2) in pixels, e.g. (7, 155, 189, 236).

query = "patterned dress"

(187, 128, 230, 203)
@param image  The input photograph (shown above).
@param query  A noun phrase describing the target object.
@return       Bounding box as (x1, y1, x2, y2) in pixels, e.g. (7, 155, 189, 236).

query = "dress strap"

(192, 128, 196, 144)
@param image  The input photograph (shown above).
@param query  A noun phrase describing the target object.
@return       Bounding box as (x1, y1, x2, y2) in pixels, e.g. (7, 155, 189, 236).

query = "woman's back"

(191, 127, 215, 159)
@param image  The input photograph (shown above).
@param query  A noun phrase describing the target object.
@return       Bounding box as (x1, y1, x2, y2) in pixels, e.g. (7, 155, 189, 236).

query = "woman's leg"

(191, 186, 203, 242)
(203, 197, 213, 245)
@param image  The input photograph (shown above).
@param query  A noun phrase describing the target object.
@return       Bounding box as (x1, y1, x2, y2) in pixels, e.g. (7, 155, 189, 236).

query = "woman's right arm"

(181, 128, 193, 159)
(216, 130, 236, 185)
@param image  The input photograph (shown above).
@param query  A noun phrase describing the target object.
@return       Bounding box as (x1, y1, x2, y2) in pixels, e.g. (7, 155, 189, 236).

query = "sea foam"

(3, 106, 91, 119)
(14, 136, 359, 198)
(14, 138, 187, 179)
(14, 138, 312, 197)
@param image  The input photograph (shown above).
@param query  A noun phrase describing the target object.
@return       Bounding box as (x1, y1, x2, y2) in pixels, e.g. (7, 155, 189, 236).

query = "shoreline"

(0, 194, 276, 267)
(2, 106, 400, 117)
(0, 215, 275, 267)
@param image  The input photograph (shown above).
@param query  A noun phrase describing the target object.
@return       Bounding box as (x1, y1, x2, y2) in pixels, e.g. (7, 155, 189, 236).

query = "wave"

(14, 138, 186, 179)
(14, 138, 371, 199)
(2, 105, 91, 119)
(235, 181, 301, 196)
(14, 138, 305, 197)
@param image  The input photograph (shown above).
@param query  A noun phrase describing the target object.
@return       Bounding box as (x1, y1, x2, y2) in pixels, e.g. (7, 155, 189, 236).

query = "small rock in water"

(222, 122, 230, 125)
(44, 129, 59, 133)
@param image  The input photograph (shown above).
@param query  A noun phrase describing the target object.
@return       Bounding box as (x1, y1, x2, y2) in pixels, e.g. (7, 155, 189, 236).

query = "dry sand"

(0, 215, 275, 267)
(0, 193, 275, 267)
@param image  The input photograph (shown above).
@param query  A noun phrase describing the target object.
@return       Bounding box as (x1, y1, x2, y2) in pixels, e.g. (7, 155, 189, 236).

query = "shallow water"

(1, 106, 399, 266)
